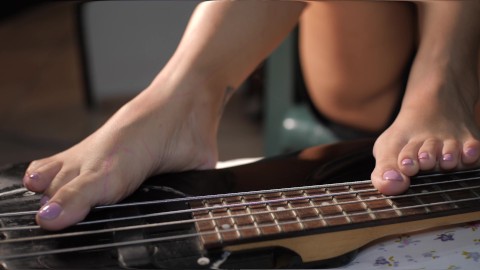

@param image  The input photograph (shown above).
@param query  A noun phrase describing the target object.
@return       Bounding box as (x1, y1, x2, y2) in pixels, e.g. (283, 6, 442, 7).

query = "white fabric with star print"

(342, 221, 480, 269)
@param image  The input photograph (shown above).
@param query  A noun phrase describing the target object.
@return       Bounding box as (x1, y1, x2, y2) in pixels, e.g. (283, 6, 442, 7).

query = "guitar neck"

(190, 169, 480, 261)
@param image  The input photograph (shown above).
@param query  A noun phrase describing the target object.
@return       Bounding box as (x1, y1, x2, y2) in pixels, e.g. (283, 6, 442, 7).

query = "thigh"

(299, 1, 417, 132)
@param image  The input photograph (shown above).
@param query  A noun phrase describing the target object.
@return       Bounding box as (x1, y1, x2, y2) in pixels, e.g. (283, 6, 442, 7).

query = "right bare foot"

(23, 78, 225, 230)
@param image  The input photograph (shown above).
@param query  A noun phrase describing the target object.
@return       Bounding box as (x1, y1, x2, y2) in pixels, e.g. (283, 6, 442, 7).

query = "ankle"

(403, 63, 478, 112)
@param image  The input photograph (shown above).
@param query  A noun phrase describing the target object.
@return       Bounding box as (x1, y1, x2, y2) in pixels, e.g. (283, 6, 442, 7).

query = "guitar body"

(1, 139, 479, 269)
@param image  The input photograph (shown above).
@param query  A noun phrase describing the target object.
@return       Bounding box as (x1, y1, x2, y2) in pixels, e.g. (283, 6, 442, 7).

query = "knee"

(309, 77, 403, 112)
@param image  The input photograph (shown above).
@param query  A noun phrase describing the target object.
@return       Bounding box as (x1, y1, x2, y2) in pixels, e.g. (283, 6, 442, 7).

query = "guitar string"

(2, 167, 479, 213)
(1, 179, 479, 233)
(1, 172, 479, 257)
(1, 196, 479, 261)
(0, 187, 28, 198)
(0, 173, 477, 220)
(96, 172, 477, 210)
(3, 183, 477, 242)
(0, 180, 373, 218)
(1, 182, 479, 245)
(1, 177, 479, 232)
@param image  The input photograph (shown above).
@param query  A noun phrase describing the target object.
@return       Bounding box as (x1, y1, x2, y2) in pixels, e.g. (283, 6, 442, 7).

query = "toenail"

(466, 148, 478, 157)
(442, 153, 454, 161)
(27, 172, 40, 181)
(382, 170, 403, 181)
(401, 158, 414, 166)
(418, 152, 429, 160)
(38, 202, 62, 220)
(40, 196, 50, 206)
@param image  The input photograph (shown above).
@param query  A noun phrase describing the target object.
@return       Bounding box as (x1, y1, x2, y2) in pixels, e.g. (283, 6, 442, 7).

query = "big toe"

(36, 175, 100, 230)
(371, 167, 410, 196)
(372, 144, 410, 195)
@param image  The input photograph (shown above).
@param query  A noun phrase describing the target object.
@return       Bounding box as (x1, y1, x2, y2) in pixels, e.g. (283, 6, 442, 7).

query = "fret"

(189, 170, 480, 249)
(190, 200, 221, 246)
(238, 196, 261, 238)
(268, 193, 295, 222)
(408, 183, 433, 214)
(389, 191, 428, 216)
(248, 196, 280, 235)
(429, 173, 479, 209)
(352, 183, 398, 220)
(334, 185, 373, 223)
(242, 193, 277, 235)
(226, 196, 258, 239)
(289, 190, 326, 230)
(282, 191, 306, 232)
(456, 173, 480, 201)
(324, 186, 352, 225)
(427, 180, 459, 210)
(306, 187, 345, 226)
(414, 178, 458, 212)
(348, 185, 376, 221)
(443, 184, 477, 208)
(261, 193, 289, 233)
(211, 200, 240, 242)
(420, 173, 478, 212)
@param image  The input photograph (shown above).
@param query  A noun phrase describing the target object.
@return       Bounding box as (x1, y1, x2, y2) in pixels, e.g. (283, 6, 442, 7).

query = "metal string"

(1, 195, 478, 261)
(1, 176, 479, 233)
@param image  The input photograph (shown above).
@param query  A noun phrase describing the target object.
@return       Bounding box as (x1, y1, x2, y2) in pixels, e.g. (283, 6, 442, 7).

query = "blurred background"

(0, 1, 264, 166)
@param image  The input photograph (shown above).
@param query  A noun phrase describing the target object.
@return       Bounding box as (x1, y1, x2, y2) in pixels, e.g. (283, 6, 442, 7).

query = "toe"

(440, 140, 460, 170)
(462, 139, 480, 165)
(397, 141, 422, 176)
(36, 175, 99, 231)
(24, 159, 62, 192)
(417, 139, 440, 171)
(371, 167, 410, 195)
(372, 142, 410, 195)
(42, 167, 81, 196)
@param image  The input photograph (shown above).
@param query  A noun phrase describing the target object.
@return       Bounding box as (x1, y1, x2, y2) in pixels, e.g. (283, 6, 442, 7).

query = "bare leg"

(300, 1, 480, 194)
(372, 1, 480, 194)
(23, 1, 306, 230)
(300, 1, 416, 133)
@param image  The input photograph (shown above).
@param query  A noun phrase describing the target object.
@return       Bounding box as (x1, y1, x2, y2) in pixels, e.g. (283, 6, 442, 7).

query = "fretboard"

(190, 169, 480, 247)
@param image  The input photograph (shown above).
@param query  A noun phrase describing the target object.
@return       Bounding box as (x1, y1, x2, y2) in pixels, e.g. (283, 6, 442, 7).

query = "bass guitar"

(0, 139, 479, 269)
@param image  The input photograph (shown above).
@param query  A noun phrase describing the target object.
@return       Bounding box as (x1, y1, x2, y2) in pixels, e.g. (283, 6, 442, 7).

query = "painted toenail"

(401, 158, 414, 166)
(442, 153, 454, 161)
(383, 170, 403, 181)
(28, 172, 40, 180)
(418, 152, 429, 160)
(40, 196, 50, 206)
(466, 148, 478, 157)
(38, 202, 62, 220)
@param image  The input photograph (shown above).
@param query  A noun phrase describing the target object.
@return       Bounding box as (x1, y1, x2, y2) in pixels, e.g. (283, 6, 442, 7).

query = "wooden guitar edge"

(225, 211, 480, 263)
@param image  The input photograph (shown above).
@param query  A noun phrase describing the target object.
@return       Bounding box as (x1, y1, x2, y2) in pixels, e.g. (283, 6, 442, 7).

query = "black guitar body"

(0, 140, 376, 269)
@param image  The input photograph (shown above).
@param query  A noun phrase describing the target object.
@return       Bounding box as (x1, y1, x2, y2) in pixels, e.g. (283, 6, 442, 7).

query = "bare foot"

(371, 68, 480, 195)
(23, 79, 224, 230)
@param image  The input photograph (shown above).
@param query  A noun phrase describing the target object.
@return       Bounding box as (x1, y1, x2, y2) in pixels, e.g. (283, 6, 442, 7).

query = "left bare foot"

(371, 68, 480, 195)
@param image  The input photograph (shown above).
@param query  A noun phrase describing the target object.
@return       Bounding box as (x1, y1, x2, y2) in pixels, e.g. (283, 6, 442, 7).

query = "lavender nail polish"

(442, 153, 453, 161)
(39, 196, 50, 206)
(418, 152, 429, 160)
(466, 148, 478, 157)
(401, 158, 414, 166)
(38, 202, 62, 220)
(26, 172, 40, 181)
(383, 170, 403, 181)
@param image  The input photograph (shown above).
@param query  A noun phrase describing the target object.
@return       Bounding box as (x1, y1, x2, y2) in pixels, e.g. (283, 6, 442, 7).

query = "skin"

(22, 1, 480, 231)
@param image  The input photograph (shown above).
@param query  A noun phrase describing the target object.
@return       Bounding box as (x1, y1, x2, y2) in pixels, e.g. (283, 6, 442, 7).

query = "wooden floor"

(0, 2, 263, 167)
